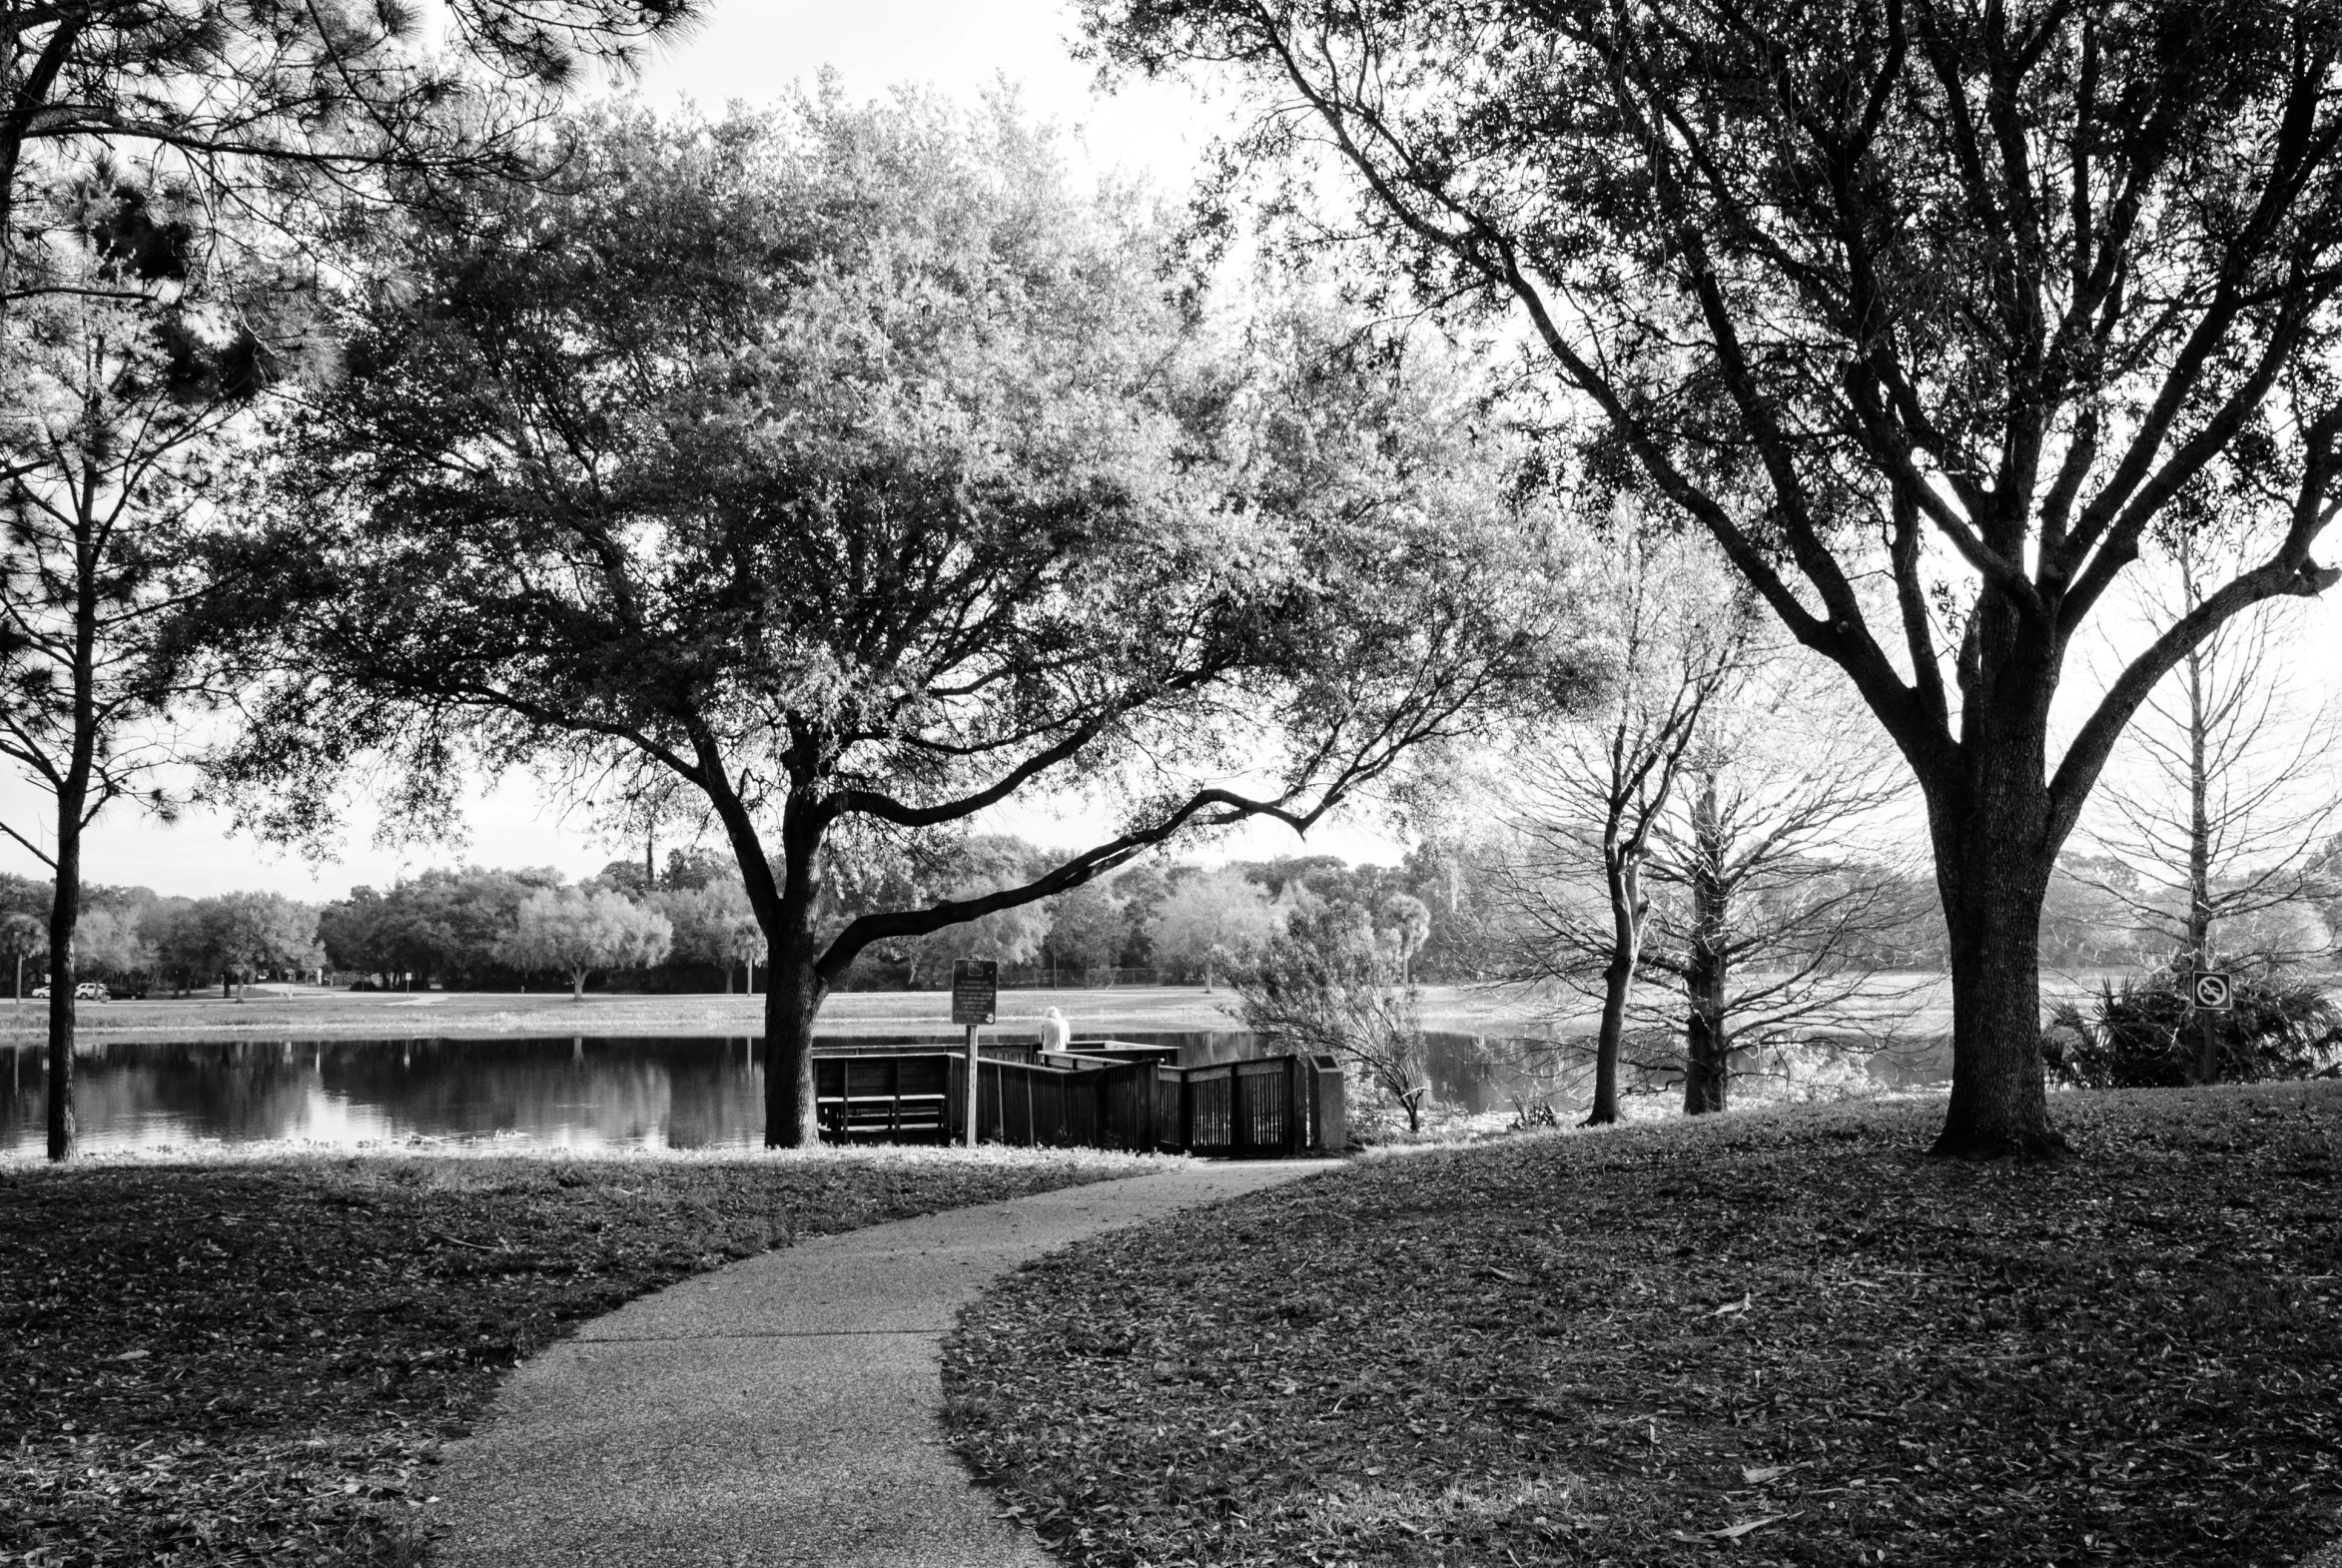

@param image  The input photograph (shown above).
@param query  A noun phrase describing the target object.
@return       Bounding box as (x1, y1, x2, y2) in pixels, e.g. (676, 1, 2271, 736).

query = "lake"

(0, 1028, 1952, 1156)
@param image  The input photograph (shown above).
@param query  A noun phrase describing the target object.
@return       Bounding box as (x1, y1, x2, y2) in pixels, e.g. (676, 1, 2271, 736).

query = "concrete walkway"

(425, 1160, 1339, 1567)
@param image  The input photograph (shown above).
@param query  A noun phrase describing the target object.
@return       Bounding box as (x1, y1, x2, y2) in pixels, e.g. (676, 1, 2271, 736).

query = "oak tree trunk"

(761, 799, 825, 1149)
(763, 954, 823, 1149)
(1931, 799, 2065, 1160)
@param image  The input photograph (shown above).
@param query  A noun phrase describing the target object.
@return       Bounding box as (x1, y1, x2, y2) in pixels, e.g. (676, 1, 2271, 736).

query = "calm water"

(0, 1028, 1952, 1156)
(0, 1035, 771, 1156)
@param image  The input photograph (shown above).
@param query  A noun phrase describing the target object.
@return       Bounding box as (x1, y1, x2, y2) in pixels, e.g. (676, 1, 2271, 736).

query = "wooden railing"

(941, 1056, 1160, 1152)
(1157, 1055, 1346, 1158)
(813, 1053, 954, 1144)
(816, 1045, 1346, 1157)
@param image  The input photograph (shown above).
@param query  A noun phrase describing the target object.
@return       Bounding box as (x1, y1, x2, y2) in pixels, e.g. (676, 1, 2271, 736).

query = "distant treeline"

(8, 834, 2325, 999)
(0, 878, 322, 997)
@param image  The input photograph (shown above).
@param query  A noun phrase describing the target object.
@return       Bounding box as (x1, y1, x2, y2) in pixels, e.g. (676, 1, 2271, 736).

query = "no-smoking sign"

(2190, 971, 2233, 1011)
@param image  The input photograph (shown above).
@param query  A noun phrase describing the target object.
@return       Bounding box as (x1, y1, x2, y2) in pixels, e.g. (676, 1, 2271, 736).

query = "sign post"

(2189, 970, 2232, 1085)
(951, 960, 998, 1147)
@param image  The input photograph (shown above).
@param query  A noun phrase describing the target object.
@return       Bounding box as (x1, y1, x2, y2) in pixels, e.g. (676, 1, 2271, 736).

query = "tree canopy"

(0, 0, 696, 312)
(214, 92, 1580, 1145)
(496, 885, 671, 1000)
(1086, 0, 2342, 1155)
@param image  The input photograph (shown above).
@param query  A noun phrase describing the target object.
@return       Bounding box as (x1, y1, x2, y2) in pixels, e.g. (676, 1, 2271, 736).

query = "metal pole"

(966, 1023, 981, 1147)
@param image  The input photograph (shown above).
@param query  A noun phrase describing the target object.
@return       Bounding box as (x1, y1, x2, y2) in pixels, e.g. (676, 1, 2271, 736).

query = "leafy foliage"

(948, 1087, 2342, 1566)
(316, 867, 567, 988)
(2047, 971, 2342, 1090)
(654, 880, 763, 982)
(0, 0, 696, 315)
(493, 887, 671, 998)
(1042, 882, 1129, 976)
(213, 94, 1574, 1142)
(1146, 870, 1279, 986)
(1233, 899, 1428, 1133)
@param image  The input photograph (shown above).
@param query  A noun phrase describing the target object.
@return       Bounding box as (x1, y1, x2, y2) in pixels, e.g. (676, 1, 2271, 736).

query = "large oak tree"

(1088, 0, 2342, 1155)
(219, 96, 1578, 1147)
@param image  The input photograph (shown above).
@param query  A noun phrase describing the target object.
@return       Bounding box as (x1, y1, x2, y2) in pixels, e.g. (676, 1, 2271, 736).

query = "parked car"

(27, 985, 47, 998)
(74, 982, 109, 1002)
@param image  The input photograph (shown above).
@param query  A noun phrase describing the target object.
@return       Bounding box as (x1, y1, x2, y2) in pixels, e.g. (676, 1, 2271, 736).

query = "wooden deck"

(812, 1040, 1345, 1156)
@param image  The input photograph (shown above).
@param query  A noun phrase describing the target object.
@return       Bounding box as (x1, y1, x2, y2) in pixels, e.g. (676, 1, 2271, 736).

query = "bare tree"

(2074, 536, 2342, 1078)
(1500, 638, 1924, 1119)
(1636, 673, 1926, 1114)
(1494, 530, 1750, 1125)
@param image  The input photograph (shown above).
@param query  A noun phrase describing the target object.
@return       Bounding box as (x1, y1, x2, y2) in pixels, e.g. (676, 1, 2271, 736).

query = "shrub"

(1233, 901, 1430, 1133)
(2045, 969, 2342, 1089)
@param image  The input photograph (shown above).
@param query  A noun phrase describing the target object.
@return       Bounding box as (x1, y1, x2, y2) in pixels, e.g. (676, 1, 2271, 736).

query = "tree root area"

(0, 1148, 1148, 1565)
(946, 1087, 2342, 1567)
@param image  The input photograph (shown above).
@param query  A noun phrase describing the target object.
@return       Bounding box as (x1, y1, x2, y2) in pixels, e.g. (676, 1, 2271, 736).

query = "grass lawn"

(945, 1085, 2342, 1567)
(0, 1145, 1162, 1566)
(0, 980, 1589, 1048)
(0, 970, 2162, 1056)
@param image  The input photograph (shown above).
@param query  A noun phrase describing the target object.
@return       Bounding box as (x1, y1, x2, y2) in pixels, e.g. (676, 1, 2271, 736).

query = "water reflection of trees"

(1, 1039, 324, 1152)
(0, 1036, 766, 1153)
(2, 1029, 1685, 1151)
(320, 1037, 762, 1148)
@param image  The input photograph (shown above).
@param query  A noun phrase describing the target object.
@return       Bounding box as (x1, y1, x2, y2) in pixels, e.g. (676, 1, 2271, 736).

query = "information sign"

(951, 959, 999, 1026)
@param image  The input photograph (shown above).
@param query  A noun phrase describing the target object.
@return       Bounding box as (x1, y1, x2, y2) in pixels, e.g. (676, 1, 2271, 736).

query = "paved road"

(425, 1160, 1339, 1567)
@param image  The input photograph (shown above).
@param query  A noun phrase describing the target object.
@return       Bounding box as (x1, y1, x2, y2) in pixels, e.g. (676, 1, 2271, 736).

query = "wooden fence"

(814, 1044, 1345, 1157)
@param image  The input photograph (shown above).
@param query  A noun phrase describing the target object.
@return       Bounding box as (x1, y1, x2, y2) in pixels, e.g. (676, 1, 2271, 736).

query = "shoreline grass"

(0, 970, 2147, 1057)
(0, 979, 1669, 1048)
(944, 1085, 2342, 1567)
(0, 1144, 1166, 1565)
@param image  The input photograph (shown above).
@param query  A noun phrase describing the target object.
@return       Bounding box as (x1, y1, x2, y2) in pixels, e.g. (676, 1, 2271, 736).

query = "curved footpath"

(424, 1160, 1339, 1567)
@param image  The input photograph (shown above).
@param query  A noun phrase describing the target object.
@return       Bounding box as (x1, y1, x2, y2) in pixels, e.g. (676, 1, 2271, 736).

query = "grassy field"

(0, 967, 2169, 1053)
(946, 1084, 2342, 1567)
(0, 981, 1572, 1047)
(0, 1143, 1162, 1566)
